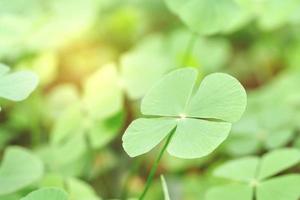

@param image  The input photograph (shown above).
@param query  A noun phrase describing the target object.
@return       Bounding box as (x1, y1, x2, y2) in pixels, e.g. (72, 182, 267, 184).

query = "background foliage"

(1, 0, 300, 199)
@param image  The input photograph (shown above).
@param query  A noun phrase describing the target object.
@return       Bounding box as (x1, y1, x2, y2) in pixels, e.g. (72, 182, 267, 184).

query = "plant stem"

(84, 132, 96, 180)
(139, 129, 175, 200)
(181, 32, 198, 67)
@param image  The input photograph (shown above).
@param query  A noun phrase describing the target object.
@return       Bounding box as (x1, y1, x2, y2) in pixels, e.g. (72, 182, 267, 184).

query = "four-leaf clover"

(206, 148, 300, 200)
(122, 68, 247, 159)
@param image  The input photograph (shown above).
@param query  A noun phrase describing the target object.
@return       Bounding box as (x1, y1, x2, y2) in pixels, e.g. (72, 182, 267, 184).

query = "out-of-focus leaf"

(257, 148, 300, 180)
(120, 34, 173, 99)
(0, 64, 38, 101)
(164, 0, 250, 35)
(21, 188, 68, 200)
(0, 146, 44, 195)
(214, 157, 259, 182)
(210, 148, 300, 200)
(256, 175, 300, 200)
(67, 178, 101, 200)
(256, 0, 300, 30)
(206, 184, 253, 200)
(83, 64, 123, 120)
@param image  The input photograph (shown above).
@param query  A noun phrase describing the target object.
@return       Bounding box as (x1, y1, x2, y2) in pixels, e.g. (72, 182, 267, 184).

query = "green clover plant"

(122, 67, 247, 199)
(206, 148, 300, 200)
(47, 64, 123, 177)
(0, 146, 44, 195)
(226, 105, 295, 156)
(21, 188, 68, 200)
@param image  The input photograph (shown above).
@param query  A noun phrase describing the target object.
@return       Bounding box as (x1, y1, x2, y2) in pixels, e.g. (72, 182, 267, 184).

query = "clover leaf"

(0, 63, 38, 102)
(21, 188, 68, 200)
(45, 65, 124, 176)
(82, 63, 123, 120)
(67, 178, 101, 200)
(256, 0, 300, 30)
(206, 148, 300, 200)
(120, 34, 174, 99)
(226, 105, 295, 156)
(0, 146, 44, 195)
(164, 0, 250, 35)
(120, 31, 232, 100)
(122, 68, 247, 159)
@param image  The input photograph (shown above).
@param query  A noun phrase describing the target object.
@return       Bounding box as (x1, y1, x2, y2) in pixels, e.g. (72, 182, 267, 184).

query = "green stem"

(181, 32, 198, 67)
(84, 132, 96, 180)
(139, 129, 175, 200)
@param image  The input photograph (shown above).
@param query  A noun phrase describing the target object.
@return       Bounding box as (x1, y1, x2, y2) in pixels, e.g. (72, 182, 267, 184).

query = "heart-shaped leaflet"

(122, 68, 247, 159)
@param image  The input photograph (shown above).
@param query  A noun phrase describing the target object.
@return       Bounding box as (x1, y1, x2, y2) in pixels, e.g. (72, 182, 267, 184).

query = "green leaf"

(123, 68, 247, 158)
(160, 175, 170, 200)
(206, 184, 253, 200)
(167, 119, 231, 159)
(21, 188, 68, 200)
(82, 64, 123, 120)
(257, 148, 300, 180)
(67, 178, 101, 200)
(214, 157, 259, 182)
(0, 63, 10, 75)
(164, 0, 246, 35)
(256, 0, 300, 30)
(122, 118, 177, 157)
(186, 73, 247, 123)
(0, 146, 44, 195)
(0, 64, 38, 101)
(89, 112, 124, 149)
(265, 129, 294, 149)
(141, 68, 197, 117)
(51, 103, 82, 145)
(120, 34, 173, 99)
(227, 104, 295, 156)
(256, 175, 300, 200)
(45, 84, 80, 121)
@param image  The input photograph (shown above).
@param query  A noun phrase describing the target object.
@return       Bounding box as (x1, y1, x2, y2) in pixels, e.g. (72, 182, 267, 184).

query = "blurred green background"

(1, 0, 300, 199)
